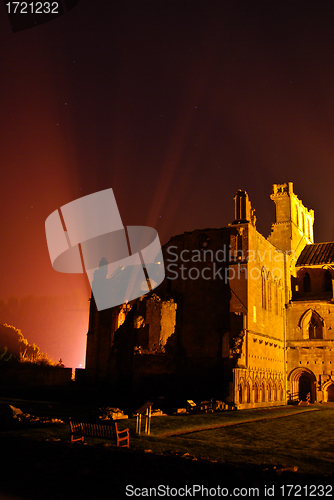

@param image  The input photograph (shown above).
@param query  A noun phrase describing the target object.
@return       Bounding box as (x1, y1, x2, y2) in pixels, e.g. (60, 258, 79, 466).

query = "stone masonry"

(85, 183, 334, 407)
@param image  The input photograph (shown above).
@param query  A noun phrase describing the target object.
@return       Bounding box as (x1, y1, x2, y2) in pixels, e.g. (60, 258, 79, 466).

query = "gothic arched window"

(267, 273, 272, 312)
(278, 280, 283, 315)
(262, 268, 266, 309)
(308, 313, 323, 339)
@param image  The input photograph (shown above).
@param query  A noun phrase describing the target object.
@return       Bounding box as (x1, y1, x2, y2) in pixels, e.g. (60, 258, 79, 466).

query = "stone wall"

(85, 182, 334, 408)
(286, 299, 334, 402)
(228, 221, 286, 407)
(0, 364, 72, 387)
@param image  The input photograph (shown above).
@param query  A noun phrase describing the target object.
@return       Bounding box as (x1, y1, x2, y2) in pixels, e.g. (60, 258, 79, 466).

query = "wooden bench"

(69, 418, 129, 447)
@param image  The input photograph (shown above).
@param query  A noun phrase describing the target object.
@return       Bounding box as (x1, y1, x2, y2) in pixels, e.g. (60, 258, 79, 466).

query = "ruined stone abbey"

(85, 183, 334, 408)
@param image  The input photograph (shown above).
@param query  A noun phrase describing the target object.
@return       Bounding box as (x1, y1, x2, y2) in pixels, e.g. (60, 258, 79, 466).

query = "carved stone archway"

(327, 384, 334, 402)
(288, 367, 317, 403)
(322, 381, 334, 402)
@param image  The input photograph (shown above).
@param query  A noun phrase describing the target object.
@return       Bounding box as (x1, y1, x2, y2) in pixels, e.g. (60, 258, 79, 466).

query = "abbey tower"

(85, 183, 334, 407)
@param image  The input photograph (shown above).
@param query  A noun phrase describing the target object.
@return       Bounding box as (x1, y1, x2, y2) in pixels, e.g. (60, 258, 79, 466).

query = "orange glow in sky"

(1, 2, 334, 367)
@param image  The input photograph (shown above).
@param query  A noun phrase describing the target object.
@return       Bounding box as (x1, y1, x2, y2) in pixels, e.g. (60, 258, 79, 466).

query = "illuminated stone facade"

(287, 243, 334, 404)
(85, 183, 334, 407)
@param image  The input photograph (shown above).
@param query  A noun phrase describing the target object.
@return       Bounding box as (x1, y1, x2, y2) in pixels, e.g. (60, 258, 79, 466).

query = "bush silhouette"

(0, 324, 55, 365)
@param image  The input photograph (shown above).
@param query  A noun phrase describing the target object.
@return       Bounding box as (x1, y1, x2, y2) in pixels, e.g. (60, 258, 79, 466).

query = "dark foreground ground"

(0, 387, 332, 500)
(0, 430, 332, 500)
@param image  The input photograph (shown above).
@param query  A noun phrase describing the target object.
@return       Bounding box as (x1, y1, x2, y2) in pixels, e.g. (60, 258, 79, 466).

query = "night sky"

(1, 1, 334, 367)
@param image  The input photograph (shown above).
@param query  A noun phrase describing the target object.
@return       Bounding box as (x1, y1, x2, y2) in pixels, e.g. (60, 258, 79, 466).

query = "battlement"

(271, 182, 294, 196)
(269, 182, 314, 253)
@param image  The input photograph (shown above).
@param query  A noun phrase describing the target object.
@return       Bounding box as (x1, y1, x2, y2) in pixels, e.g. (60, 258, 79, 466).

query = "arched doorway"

(327, 384, 334, 402)
(299, 374, 312, 401)
(288, 368, 316, 403)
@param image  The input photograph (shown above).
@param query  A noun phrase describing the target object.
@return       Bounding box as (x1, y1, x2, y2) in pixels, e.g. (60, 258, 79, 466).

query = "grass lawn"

(3, 404, 330, 474)
(138, 405, 318, 436)
(128, 406, 334, 476)
(0, 398, 333, 499)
